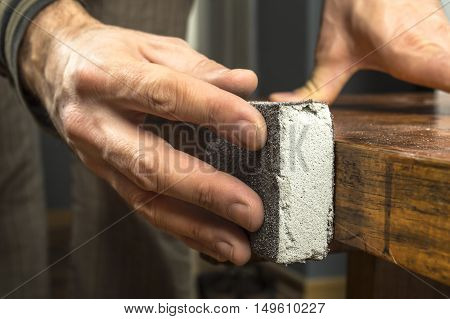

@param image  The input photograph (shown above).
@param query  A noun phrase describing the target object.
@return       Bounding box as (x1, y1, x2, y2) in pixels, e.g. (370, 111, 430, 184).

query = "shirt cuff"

(1, 0, 57, 128)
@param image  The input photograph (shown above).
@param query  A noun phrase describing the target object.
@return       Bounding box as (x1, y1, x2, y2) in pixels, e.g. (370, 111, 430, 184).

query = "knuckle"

(129, 150, 166, 193)
(194, 181, 214, 209)
(192, 57, 213, 73)
(132, 193, 162, 227)
(70, 64, 106, 96)
(153, 172, 167, 194)
(62, 105, 90, 141)
(191, 56, 226, 81)
(129, 151, 150, 177)
(145, 199, 167, 231)
(189, 224, 203, 241)
(130, 190, 151, 211)
(206, 99, 219, 125)
(166, 36, 189, 47)
(147, 75, 185, 117)
(61, 104, 105, 153)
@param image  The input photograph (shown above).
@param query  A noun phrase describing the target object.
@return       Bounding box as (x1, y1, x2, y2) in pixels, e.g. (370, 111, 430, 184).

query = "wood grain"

(332, 92, 450, 285)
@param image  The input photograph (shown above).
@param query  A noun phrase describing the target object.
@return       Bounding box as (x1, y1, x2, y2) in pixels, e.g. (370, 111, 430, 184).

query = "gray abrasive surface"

(205, 101, 334, 264)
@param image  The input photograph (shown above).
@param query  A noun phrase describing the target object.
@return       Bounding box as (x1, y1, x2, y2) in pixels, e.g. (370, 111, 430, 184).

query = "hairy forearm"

(19, 0, 99, 111)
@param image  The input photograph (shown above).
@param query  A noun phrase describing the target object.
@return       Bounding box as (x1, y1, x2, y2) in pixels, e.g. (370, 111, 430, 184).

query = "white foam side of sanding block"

(276, 102, 334, 263)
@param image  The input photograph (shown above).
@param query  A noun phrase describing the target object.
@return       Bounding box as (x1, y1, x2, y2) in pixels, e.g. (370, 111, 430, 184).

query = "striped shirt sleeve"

(0, 0, 56, 127)
(0, 0, 55, 79)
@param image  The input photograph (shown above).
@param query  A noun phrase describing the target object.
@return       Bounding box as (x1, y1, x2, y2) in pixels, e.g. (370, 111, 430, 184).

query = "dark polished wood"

(331, 92, 450, 286)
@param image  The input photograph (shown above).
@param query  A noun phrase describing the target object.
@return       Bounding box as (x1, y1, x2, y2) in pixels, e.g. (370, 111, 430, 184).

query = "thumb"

(270, 62, 355, 104)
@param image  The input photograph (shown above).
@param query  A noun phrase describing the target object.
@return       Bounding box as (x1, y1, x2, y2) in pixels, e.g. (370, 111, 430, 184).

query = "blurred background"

(42, 0, 450, 298)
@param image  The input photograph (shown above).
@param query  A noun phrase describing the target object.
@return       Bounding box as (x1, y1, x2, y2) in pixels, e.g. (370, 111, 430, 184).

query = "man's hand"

(270, 0, 450, 104)
(20, 0, 267, 265)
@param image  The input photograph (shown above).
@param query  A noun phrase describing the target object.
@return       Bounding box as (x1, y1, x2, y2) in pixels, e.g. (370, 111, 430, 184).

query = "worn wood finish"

(332, 92, 450, 285)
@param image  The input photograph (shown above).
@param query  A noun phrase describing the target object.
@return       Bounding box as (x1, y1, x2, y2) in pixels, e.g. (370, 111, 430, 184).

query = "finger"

(101, 62, 266, 150)
(77, 114, 264, 232)
(140, 35, 258, 97)
(385, 47, 450, 93)
(147, 50, 259, 98)
(207, 68, 258, 99)
(270, 62, 355, 104)
(78, 153, 251, 266)
(177, 236, 228, 264)
(105, 166, 252, 265)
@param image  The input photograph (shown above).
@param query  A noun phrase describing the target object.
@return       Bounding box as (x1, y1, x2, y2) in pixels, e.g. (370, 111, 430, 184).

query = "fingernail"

(228, 202, 254, 230)
(236, 120, 259, 149)
(215, 242, 234, 261)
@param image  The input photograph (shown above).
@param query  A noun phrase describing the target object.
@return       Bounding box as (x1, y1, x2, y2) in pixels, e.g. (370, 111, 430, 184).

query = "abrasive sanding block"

(205, 101, 334, 264)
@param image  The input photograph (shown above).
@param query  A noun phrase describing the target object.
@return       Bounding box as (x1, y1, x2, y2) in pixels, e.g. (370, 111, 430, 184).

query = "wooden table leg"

(346, 251, 450, 298)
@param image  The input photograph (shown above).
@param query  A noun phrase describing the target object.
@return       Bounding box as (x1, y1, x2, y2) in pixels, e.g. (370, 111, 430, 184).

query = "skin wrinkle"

(17, 0, 262, 262)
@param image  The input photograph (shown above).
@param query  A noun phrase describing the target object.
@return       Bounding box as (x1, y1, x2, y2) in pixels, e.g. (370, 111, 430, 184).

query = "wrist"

(19, 0, 101, 111)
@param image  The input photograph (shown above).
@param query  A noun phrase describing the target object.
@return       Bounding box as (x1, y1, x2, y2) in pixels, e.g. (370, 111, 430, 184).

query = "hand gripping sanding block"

(205, 101, 334, 264)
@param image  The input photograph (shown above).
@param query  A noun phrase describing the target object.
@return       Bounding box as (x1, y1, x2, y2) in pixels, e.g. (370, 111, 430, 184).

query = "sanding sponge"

(205, 101, 334, 264)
